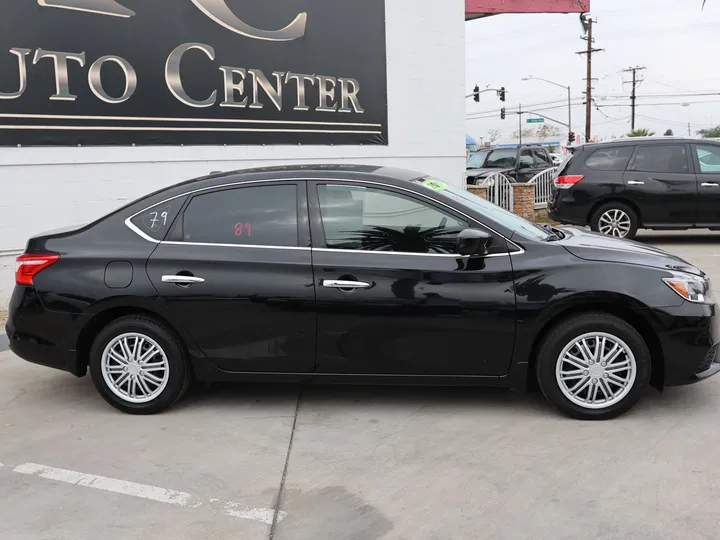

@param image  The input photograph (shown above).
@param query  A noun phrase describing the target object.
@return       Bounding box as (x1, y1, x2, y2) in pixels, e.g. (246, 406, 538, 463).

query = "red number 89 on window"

(234, 222, 252, 237)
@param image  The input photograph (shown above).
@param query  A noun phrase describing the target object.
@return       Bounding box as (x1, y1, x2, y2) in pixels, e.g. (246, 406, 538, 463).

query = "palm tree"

(627, 128, 655, 137)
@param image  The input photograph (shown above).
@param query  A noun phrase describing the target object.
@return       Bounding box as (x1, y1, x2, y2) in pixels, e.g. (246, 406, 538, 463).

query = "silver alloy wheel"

(598, 209, 631, 237)
(101, 332, 170, 404)
(555, 332, 637, 410)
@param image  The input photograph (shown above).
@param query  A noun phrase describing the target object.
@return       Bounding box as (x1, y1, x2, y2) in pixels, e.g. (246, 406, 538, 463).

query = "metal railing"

(527, 167, 558, 208)
(478, 172, 514, 211)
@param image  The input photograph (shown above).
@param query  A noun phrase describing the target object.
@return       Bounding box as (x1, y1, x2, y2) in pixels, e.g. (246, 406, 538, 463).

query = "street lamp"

(521, 76, 572, 135)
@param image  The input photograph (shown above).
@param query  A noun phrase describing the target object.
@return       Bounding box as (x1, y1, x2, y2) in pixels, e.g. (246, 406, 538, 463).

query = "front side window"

(695, 145, 720, 173)
(317, 185, 467, 254)
(182, 184, 298, 246)
(584, 146, 634, 171)
(630, 145, 689, 173)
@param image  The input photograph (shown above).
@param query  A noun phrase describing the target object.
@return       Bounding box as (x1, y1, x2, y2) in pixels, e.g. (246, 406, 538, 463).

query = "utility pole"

(518, 103, 523, 146)
(577, 14, 603, 142)
(688, 122, 692, 137)
(622, 66, 646, 130)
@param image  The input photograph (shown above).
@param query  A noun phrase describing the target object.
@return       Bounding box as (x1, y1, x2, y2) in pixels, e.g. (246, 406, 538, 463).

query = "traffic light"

(568, 131, 575, 145)
(500, 107, 506, 120)
(473, 85, 480, 102)
(499, 87, 506, 102)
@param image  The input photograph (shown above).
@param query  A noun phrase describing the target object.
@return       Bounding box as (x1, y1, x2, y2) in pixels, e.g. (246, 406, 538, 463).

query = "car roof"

(576, 136, 717, 150)
(124, 164, 429, 213)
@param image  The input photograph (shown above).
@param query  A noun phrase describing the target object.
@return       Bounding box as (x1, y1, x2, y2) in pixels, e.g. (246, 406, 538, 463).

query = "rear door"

(692, 144, 720, 226)
(145, 181, 316, 373)
(623, 144, 696, 226)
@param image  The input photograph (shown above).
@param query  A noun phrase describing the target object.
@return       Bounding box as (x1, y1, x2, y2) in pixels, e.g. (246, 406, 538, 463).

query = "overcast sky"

(465, 0, 720, 143)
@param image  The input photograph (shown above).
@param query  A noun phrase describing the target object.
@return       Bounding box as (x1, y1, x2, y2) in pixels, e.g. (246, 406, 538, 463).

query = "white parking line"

(12, 462, 284, 525)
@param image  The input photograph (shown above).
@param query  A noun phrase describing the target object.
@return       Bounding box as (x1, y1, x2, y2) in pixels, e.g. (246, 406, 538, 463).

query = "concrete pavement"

(1, 232, 720, 539)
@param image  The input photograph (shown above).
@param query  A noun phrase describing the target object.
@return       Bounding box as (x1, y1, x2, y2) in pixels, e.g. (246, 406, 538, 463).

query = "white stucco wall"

(0, 0, 466, 308)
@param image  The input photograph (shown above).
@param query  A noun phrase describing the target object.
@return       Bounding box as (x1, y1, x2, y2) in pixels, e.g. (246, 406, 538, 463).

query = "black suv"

(466, 145, 555, 185)
(549, 137, 720, 239)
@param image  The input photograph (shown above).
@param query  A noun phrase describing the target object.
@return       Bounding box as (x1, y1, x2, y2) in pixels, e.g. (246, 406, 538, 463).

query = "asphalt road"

(1, 231, 720, 540)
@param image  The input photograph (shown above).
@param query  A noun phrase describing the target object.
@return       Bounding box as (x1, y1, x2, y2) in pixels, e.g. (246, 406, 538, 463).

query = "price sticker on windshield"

(423, 179, 448, 190)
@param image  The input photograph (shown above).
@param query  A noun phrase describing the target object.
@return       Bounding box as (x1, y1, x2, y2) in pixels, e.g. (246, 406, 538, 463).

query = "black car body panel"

(5, 164, 720, 394)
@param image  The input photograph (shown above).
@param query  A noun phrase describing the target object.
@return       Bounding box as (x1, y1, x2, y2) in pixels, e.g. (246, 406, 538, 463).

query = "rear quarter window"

(128, 198, 186, 241)
(584, 146, 634, 171)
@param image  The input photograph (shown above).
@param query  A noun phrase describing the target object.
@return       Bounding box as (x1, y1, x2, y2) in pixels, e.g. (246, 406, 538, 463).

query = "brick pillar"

(467, 186, 488, 200)
(512, 184, 535, 220)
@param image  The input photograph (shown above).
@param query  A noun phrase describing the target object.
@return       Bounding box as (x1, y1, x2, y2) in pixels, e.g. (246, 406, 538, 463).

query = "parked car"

(550, 153, 567, 166)
(549, 137, 720, 239)
(466, 145, 555, 185)
(6, 165, 719, 419)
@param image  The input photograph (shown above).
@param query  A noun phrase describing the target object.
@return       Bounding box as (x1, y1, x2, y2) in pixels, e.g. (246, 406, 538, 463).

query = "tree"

(697, 126, 720, 138)
(535, 125, 561, 141)
(487, 128, 502, 145)
(664, 129, 674, 136)
(511, 128, 534, 140)
(627, 128, 655, 137)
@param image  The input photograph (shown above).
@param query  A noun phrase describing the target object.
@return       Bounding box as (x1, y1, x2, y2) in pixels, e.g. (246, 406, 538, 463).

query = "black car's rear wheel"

(89, 316, 190, 414)
(535, 312, 651, 420)
(590, 202, 638, 239)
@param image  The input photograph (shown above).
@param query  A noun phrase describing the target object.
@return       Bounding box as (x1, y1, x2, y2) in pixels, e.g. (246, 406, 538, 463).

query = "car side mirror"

(456, 228, 492, 256)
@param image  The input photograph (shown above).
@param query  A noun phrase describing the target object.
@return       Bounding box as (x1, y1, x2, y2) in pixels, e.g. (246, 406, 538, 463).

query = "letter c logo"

(37, 0, 307, 41)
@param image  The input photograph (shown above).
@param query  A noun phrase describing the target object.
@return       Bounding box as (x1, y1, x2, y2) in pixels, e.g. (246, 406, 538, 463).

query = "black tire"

(535, 312, 651, 420)
(89, 315, 191, 414)
(590, 202, 639, 239)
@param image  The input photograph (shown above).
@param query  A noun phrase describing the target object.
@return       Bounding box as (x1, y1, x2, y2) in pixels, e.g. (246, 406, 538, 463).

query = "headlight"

(663, 273, 714, 303)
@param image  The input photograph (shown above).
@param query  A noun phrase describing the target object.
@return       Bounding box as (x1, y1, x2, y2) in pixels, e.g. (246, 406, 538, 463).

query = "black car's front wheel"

(535, 312, 652, 420)
(89, 316, 191, 414)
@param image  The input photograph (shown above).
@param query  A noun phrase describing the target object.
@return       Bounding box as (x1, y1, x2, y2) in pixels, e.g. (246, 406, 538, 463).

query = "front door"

(308, 181, 516, 377)
(692, 144, 720, 227)
(623, 144, 696, 226)
(146, 181, 316, 373)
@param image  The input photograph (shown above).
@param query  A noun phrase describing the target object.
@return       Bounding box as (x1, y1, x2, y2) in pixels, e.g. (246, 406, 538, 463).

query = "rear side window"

(533, 150, 553, 168)
(629, 145, 689, 173)
(584, 147, 634, 171)
(181, 185, 298, 246)
(129, 198, 185, 241)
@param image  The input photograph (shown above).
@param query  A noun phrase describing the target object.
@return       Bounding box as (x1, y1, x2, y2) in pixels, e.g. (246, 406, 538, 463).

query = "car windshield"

(467, 148, 517, 169)
(414, 178, 552, 241)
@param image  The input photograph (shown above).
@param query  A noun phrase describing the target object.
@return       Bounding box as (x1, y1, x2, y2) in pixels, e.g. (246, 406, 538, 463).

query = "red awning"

(466, 0, 589, 20)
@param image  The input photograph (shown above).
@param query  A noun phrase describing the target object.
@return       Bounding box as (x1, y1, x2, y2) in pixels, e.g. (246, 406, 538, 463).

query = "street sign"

(526, 118, 545, 124)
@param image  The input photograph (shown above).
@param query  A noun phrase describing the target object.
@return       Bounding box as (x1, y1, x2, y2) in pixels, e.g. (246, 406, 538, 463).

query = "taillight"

(554, 175, 584, 189)
(15, 253, 60, 286)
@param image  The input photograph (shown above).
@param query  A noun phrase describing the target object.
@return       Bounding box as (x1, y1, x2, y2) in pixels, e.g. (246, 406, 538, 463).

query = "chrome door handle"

(322, 280, 371, 289)
(627, 180, 645, 185)
(702, 182, 719, 187)
(162, 275, 205, 284)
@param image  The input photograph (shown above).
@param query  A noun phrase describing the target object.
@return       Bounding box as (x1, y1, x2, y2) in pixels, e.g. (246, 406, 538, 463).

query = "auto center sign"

(0, 0, 388, 146)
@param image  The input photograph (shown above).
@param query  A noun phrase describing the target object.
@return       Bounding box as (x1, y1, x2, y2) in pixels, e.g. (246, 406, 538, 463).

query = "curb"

(0, 332, 8, 352)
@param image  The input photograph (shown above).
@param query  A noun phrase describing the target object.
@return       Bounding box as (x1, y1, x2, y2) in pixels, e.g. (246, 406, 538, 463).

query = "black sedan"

(6, 165, 720, 419)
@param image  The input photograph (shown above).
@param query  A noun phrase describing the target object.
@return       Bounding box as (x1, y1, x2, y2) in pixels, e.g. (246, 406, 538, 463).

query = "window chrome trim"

(160, 240, 310, 251)
(312, 247, 519, 258)
(123, 176, 525, 253)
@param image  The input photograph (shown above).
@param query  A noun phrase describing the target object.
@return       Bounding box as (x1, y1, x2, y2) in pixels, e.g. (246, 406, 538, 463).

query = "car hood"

(559, 227, 704, 277)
